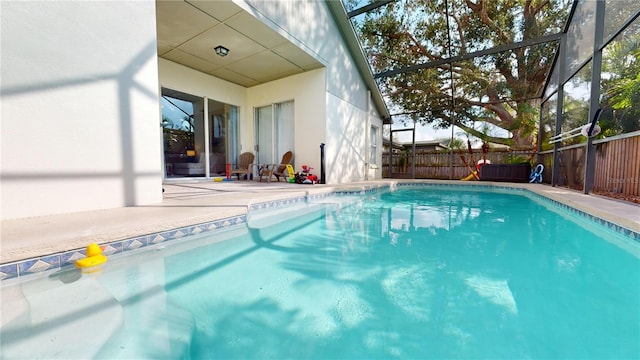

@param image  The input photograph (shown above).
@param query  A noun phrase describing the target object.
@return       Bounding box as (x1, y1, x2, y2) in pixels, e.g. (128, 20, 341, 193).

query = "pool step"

(94, 300, 195, 359)
(246, 203, 333, 244)
(0, 274, 124, 359)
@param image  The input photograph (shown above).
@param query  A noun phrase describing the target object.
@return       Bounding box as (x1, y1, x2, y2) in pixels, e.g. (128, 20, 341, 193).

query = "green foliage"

(162, 114, 195, 153)
(351, 0, 572, 149)
(162, 115, 194, 131)
(600, 29, 640, 134)
(561, 63, 592, 146)
(504, 154, 531, 165)
(449, 138, 464, 150)
(162, 116, 175, 129)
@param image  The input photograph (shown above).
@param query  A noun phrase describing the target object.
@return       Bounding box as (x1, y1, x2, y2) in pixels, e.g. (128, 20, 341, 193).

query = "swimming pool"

(1, 185, 639, 359)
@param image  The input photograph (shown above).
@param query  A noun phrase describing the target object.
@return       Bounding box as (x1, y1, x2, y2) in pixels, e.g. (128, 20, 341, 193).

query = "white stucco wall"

(325, 92, 365, 183)
(325, 90, 384, 183)
(1, 1, 162, 219)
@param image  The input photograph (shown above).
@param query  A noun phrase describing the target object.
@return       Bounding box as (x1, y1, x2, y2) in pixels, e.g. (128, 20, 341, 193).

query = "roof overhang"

(156, 0, 324, 88)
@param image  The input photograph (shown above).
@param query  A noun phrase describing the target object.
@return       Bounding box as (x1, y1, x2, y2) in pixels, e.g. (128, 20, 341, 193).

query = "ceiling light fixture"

(214, 45, 229, 57)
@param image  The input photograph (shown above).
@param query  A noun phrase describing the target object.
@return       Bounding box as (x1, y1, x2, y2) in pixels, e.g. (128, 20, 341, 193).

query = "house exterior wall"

(0, 0, 384, 220)
(0, 1, 161, 220)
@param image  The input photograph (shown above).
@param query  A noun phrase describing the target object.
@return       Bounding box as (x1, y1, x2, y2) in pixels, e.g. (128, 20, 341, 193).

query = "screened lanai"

(342, 0, 640, 201)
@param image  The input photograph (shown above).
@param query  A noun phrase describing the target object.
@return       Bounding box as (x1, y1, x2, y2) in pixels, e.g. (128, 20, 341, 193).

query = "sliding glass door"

(207, 100, 239, 176)
(254, 101, 294, 166)
(161, 88, 238, 179)
(255, 105, 274, 165)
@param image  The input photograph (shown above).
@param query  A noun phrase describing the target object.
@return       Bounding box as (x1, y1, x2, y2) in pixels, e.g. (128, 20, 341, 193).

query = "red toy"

(296, 165, 318, 184)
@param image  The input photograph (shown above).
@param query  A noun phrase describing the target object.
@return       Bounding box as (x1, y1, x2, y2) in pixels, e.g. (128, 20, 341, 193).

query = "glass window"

(600, 16, 640, 136)
(370, 126, 378, 165)
(255, 105, 274, 165)
(604, 0, 640, 42)
(275, 101, 295, 164)
(561, 63, 592, 146)
(541, 94, 558, 151)
(545, 58, 560, 99)
(565, 0, 597, 80)
(207, 100, 239, 176)
(227, 104, 239, 168)
(162, 90, 202, 178)
(161, 88, 238, 178)
(255, 101, 295, 166)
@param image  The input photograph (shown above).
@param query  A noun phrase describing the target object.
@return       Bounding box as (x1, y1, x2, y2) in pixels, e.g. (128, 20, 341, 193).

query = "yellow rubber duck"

(75, 243, 107, 269)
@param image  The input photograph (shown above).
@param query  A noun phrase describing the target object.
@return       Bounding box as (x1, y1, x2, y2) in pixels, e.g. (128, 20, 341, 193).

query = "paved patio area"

(2, 179, 638, 264)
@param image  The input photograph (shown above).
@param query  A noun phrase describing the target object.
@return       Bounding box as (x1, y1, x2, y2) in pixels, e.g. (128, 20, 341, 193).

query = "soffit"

(156, 0, 324, 88)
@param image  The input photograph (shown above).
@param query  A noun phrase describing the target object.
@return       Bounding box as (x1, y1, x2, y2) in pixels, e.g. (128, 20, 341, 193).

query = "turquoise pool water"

(2, 187, 639, 359)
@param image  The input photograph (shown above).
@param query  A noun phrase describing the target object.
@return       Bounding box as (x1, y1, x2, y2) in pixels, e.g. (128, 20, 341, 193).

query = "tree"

(349, 0, 571, 149)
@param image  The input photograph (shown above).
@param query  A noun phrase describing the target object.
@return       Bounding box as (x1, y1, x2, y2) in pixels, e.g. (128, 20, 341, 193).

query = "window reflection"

(600, 16, 640, 136)
(161, 88, 238, 178)
(561, 63, 592, 146)
(162, 93, 200, 177)
(565, 0, 596, 80)
(541, 94, 557, 151)
(604, 0, 640, 42)
(545, 61, 559, 99)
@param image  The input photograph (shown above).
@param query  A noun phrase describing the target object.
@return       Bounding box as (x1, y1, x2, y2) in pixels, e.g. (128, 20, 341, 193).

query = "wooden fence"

(382, 149, 535, 180)
(383, 133, 640, 198)
(594, 134, 640, 196)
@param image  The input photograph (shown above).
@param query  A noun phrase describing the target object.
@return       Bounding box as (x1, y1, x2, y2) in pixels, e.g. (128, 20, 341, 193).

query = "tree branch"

(454, 122, 512, 146)
(532, 0, 551, 17)
(464, 0, 512, 44)
(495, 55, 518, 92)
(484, 103, 515, 127)
(450, 12, 468, 53)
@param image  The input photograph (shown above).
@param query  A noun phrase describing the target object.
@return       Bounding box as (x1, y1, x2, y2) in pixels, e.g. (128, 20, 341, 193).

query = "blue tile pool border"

(248, 195, 307, 211)
(0, 214, 248, 282)
(2, 183, 638, 282)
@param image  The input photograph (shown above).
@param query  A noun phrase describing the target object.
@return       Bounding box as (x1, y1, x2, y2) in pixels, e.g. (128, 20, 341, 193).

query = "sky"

(162, 96, 194, 131)
(389, 120, 511, 147)
(390, 122, 455, 143)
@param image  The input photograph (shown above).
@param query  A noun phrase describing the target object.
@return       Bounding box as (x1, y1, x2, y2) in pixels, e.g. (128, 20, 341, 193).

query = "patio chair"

(271, 151, 294, 182)
(230, 152, 255, 180)
(257, 151, 293, 182)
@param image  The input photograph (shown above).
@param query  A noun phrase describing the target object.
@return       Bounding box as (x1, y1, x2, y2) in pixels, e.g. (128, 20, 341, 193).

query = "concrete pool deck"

(2, 179, 639, 265)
